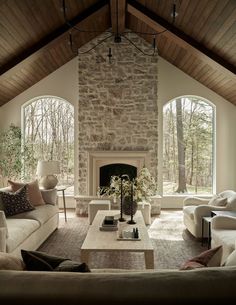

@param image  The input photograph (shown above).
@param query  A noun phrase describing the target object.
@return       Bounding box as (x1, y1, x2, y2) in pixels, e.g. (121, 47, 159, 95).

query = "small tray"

(117, 237, 141, 241)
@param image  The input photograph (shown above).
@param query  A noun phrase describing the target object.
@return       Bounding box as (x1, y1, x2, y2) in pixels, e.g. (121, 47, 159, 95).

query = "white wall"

(158, 57, 236, 208)
(0, 57, 78, 208)
(1, 56, 236, 209)
(0, 57, 78, 128)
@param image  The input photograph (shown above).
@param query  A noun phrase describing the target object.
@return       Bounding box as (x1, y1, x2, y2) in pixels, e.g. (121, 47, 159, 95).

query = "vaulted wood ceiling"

(0, 0, 235, 107)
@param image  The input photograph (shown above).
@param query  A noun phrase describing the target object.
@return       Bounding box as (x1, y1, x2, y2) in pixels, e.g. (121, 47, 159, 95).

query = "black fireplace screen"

(99, 163, 137, 187)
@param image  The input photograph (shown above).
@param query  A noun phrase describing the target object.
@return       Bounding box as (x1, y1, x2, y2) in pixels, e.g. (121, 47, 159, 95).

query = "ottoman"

(88, 200, 111, 224)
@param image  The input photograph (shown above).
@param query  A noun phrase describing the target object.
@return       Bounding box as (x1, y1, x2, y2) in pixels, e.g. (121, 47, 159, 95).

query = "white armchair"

(211, 215, 236, 264)
(183, 190, 236, 238)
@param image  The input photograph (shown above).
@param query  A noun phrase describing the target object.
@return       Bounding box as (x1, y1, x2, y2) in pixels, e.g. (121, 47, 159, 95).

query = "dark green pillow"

(55, 260, 90, 272)
(21, 250, 90, 272)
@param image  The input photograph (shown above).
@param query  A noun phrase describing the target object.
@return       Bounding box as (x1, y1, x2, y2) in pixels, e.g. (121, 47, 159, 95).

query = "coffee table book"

(99, 217, 118, 231)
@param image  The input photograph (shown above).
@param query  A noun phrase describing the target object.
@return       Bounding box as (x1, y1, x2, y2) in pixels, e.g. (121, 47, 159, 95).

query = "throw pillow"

(21, 250, 90, 272)
(8, 179, 45, 206)
(21, 249, 66, 271)
(0, 194, 4, 211)
(0, 252, 25, 270)
(180, 245, 222, 270)
(0, 185, 35, 217)
(223, 250, 236, 266)
(55, 261, 91, 272)
(208, 195, 227, 207)
(0, 210, 9, 237)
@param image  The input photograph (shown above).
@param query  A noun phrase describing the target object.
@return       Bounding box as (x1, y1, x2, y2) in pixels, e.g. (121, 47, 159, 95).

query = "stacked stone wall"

(78, 32, 158, 195)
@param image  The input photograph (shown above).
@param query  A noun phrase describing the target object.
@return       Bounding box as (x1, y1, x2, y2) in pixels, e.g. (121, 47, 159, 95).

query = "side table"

(56, 186, 67, 222)
(202, 216, 212, 249)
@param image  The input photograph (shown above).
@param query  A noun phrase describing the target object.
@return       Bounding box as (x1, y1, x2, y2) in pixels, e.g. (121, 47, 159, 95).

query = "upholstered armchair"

(211, 215, 236, 264)
(183, 190, 236, 238)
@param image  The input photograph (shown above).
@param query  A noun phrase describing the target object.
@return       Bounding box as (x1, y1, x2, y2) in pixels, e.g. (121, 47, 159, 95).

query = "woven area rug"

(39, 210, 207, 269)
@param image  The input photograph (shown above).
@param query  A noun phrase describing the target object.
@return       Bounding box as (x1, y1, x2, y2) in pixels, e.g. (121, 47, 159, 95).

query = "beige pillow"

(224, 250, 236, 266)
(8, 180, 45, 206)
(208, 195, 227, 207)
(0, 252, 25, 270)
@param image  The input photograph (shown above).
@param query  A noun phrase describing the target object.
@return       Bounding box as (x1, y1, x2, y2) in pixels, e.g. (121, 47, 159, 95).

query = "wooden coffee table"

(81, 210, 154, 269)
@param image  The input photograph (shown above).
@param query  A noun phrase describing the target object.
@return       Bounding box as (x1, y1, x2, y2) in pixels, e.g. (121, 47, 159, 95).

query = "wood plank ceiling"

(0, 0, 235, 107)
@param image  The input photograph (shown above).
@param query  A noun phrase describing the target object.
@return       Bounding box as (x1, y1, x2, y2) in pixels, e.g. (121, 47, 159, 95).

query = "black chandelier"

(62, 0, 177, 57)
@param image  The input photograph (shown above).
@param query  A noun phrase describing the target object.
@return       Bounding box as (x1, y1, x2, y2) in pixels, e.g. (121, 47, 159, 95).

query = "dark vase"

(122, 195, 138, 216)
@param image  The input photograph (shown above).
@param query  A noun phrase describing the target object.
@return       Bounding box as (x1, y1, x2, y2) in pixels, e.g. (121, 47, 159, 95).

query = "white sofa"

(183, 190, 236, 238)
(0, 187, 59, 257)
(211, 215, 236, 264)
(0, 266, 236, 304)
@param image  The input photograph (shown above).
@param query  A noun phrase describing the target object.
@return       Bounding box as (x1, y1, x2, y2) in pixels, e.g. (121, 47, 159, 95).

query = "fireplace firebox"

(88, 151, 150, 196)
(99, 163, 137, 188)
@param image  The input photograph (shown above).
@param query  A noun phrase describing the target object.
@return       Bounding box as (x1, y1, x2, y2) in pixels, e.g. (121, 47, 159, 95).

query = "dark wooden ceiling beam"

(110, 0, 126, 35)
(127, 0, 236, 79)
(0, 0, 109, 76)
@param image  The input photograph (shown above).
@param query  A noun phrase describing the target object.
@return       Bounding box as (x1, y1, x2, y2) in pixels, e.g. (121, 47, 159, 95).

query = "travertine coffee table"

(81, 210, 154, 269)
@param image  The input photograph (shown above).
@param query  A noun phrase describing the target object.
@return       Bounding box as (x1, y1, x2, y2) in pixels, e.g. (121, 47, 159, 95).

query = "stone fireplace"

(75, 31, 158, 215)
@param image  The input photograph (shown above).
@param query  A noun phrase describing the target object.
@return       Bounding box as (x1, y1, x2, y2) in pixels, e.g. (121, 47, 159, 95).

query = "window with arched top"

(22, 96, 74, 195)
(163, 96, 215, 195)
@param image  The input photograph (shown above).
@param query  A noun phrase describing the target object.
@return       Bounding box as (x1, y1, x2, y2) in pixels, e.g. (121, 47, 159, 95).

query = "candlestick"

(119, 176, 125, 222)
(127, 178, 136, 224)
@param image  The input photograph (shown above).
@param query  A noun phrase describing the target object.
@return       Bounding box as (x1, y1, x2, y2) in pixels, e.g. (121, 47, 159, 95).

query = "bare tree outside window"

(23, 97, 74, 195)
(163, 97, 214, 195)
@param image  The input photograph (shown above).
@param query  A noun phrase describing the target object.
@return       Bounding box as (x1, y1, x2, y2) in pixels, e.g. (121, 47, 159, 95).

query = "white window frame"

(159, 95, 216, 197)
(21, 95, 76, 196)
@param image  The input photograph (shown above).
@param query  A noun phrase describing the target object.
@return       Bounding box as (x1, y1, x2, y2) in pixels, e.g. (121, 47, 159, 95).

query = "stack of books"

(99, 216, 118, 231)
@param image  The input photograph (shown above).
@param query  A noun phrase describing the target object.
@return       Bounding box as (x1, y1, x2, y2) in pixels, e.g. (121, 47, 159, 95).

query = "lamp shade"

(36, 161, 60, 176)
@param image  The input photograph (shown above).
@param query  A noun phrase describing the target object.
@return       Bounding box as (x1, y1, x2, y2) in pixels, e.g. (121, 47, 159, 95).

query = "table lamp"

(36, 160, 60, 189)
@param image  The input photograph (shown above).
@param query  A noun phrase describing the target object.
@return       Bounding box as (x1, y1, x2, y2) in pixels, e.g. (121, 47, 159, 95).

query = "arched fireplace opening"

(100, 163, 137, 188)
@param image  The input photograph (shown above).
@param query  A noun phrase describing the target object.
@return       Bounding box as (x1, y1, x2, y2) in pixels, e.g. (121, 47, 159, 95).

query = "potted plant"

(98, 167, 157, 215)
(0, 125, 35, 187)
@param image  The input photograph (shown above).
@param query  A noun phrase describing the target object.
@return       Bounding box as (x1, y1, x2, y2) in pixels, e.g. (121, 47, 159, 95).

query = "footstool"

(88, 200, 111, 224)
(137, 202, 151, 225)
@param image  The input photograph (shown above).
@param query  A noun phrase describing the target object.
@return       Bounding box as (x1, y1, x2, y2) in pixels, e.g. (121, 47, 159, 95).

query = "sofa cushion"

(212, 230, 236, 251)
(226, 194, 236, 209)
(211, 229, 236, 258)
(8, 179, 45, 206)
(180, 246, 222, 270)
(0, 185, 35, 216)
(224, 250, 236, 266)
(208, 195, 227, 207)
(6, 219, 40, 253)
(0, 252, 25, 270)
(21, 250, 90, 272)
(9, 204, 58, 225)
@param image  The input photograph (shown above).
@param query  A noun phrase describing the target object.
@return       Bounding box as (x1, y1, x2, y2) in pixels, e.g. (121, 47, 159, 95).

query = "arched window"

(163, 96, 215, 195)
(22, 96, 74, 195)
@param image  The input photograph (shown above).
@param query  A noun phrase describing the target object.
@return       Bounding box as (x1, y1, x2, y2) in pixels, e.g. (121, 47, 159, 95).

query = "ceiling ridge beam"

(127, 0, 236, 78)
(110, 0, 126, 36)
(0, 0, 109, 76)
